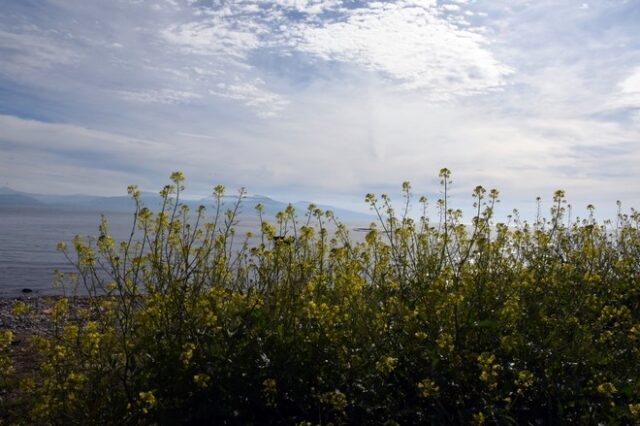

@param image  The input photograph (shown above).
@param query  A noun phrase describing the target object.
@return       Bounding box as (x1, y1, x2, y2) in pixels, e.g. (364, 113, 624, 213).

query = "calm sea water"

(0, 208, 370, 296)
(0, 208, 138, 296)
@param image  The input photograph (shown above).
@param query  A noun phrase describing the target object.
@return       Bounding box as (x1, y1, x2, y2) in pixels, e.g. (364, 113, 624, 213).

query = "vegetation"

(1, 169, 640, 425)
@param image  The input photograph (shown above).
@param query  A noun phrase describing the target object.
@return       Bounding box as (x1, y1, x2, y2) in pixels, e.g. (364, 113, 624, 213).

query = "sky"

(0, 0, 639, 219)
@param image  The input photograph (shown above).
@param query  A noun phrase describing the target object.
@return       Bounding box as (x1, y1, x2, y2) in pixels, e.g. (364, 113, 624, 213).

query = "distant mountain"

(0, 193, 44, 207)
(293, 201, 373, 221)
(199, 195, 373, 221)
(199, 194, 288, 217)
(0, 188, 373, 221)
(0, 186, 20, 195)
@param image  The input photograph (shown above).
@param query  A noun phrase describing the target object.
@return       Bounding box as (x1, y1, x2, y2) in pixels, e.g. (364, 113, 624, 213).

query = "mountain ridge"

(0, 188, 373, 220)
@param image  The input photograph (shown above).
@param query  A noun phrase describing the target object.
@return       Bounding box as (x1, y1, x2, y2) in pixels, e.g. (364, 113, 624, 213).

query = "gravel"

(0, 296, 95, 374)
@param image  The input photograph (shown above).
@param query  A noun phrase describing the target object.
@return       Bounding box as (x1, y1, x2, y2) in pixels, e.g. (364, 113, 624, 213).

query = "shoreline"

(0, 294, 91, 332)
(1, 295, 100, 377)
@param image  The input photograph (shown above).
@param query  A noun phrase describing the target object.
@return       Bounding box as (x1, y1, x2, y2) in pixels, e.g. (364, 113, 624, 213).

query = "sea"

(0, 207, 371, 296)
(0, 208, 135, 296)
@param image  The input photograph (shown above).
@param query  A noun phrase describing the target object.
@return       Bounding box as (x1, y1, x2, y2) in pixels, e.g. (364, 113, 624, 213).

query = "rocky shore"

(0, 295, 93, 374)
(0, 295, 94, 332)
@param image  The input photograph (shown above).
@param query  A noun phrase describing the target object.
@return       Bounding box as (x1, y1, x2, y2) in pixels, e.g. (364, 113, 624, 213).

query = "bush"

(2, 169, 640, 425)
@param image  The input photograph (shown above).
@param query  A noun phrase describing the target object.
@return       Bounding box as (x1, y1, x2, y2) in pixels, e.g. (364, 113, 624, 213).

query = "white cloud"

(0, 114, 163, 155)
(287, 1, 512, 97)
(442, 4, 461, 12)
(162, 20, 261, 59)
(159, 0, 511, 105)
(617, 67, 640, 107)
(272, 0, 341, 15)
(0, 29, 79, 77)
(119, 88, 202, 104)
(209, 80, 289, 117)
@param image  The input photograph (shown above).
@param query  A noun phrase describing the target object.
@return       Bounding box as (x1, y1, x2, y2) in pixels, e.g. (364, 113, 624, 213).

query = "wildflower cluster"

(1, 170, 640, 424)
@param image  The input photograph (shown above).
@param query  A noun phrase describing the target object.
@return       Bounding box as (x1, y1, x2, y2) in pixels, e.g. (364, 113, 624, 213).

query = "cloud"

(157, 0, 512, 104)
(0, 114, 164, 160)
(0, 114, 170, 194)
(118, 89, 202, 104)
(0, 0, 639, 219)
(616, 67, 640, 108)
(209, 80, 289, 117)
(162, 20, 261, 59)
(0, 29, 79, 78)
(271, 0, 340, 14)
(290, 1, 511, 97)
(442, 4, 462, 12)
(0, 0, 513, 117)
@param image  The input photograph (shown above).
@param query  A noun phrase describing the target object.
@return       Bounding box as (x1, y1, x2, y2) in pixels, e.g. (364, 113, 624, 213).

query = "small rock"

(21, 288, 33, 294)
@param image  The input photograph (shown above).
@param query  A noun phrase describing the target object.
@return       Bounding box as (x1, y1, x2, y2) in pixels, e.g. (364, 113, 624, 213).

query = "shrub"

(2, 170, 640, 425)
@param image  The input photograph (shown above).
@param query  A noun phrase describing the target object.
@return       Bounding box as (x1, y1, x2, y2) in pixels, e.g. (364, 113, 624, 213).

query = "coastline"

(0, 295, 94, 375)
